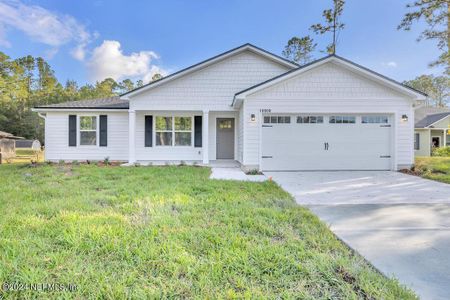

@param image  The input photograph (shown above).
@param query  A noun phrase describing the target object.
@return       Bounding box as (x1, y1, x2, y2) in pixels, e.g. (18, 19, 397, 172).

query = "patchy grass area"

(0, 164, 416, 299)
(414, 157, 450, 184)
(2, 149, 44, 164)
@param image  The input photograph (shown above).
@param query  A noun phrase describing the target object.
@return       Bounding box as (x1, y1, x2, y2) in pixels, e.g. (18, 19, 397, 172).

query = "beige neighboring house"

(0, 131, 24, 161)
(414, 107, 450, 156)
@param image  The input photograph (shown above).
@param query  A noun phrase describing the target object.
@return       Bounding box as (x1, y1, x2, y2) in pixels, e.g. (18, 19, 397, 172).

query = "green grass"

(0, 164, 416, 299)
(415, 157, 450, 184)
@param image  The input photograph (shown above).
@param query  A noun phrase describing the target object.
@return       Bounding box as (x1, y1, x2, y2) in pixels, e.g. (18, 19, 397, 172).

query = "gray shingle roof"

(415, 107, 450, 128)
(0, 131, 24, 139)
(34, 96, 129, 109)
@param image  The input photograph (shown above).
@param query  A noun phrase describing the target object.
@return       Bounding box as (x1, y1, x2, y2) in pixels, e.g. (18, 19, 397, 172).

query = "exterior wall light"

(250, 114, 256, 122)
(401, 114, 408, 122)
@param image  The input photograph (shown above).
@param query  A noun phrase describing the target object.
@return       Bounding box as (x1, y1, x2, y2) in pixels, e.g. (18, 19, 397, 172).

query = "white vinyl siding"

(130, 50, 290, 112)
(44, 112, 128, 161)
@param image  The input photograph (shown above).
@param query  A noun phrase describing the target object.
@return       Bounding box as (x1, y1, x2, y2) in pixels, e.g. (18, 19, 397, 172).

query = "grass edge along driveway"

(0, 164, 417, 299)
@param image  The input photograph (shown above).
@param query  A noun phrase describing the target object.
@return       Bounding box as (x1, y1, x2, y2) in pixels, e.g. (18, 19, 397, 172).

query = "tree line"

(0, 52, 161, 142)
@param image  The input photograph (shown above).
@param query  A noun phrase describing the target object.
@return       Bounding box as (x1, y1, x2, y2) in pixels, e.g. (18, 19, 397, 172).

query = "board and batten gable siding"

(129, 51, 291, 111)
(44, 112, 129, 161)
(242, 62, 415, 169)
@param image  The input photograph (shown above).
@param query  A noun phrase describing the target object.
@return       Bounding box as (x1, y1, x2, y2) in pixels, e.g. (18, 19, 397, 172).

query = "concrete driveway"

(266, 171, 450, 300)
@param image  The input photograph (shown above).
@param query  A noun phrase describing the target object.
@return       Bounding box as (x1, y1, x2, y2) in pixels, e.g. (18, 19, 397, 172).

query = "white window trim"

(78, 115, 99, 147)
(154, 116, 194, 147)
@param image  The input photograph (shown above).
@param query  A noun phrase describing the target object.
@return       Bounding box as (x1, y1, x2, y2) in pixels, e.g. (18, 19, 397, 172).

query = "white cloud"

(87, 40, 167, 82)
(0, 0, 94, 59)
(44, 48, 58, 60)
(382, 61, 398, 68)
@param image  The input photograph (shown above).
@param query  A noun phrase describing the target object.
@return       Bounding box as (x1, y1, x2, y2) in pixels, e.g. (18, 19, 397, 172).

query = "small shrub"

(432, 146, 450, 157)
(134, 162, 141, 167)
(72, 160, 80, 166)
(246, 169, 263, 175)
(103, 157, 110, 166)
(58, 159, 65, 165)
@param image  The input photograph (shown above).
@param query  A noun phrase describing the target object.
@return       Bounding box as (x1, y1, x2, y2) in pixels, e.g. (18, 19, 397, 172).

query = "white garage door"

(261, 114, 392, 171)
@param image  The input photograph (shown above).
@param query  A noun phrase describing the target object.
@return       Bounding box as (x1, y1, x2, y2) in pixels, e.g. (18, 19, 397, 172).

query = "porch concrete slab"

(210, 167, 266, 182)
(265, 171, 450, 205)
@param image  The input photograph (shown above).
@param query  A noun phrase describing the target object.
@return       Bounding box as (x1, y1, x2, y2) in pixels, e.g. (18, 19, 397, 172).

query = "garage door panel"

(261, 114, 392, 171)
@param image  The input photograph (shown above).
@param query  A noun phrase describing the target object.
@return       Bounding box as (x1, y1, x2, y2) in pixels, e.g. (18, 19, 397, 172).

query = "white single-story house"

(414, 106, 450, 156)
(33, 43, 427, 171)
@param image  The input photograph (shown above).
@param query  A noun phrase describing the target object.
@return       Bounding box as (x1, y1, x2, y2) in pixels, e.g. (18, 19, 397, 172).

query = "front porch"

(127, 110, 241, 165)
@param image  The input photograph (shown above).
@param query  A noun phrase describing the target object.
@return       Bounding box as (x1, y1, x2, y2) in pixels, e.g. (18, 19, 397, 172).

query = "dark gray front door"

(216, 118, 235, 159)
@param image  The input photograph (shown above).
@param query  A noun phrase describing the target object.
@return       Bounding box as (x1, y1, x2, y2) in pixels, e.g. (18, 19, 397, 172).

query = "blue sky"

(0, 0, 442, 85)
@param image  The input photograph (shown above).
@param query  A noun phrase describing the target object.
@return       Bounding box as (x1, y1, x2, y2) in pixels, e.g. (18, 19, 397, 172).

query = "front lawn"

(0, 164, 416, 299)
(414, 157, 450, 184)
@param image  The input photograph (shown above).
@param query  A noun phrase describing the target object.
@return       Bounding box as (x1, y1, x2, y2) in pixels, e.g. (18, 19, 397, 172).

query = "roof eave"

(32, 107, 129, 112)
(233, 55, 428, 103)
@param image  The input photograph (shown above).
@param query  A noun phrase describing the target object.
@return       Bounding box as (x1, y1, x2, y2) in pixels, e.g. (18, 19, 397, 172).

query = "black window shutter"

(194, 116, 202, 147)
(100, 115, 108, 147)
(145, 115, 153, 147)
(68, 115, 77, 146)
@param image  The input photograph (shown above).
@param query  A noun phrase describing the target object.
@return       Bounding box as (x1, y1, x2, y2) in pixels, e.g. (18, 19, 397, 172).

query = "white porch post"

(444, 129, 447, 147)
(203, 110, 209, 164)
(128, 110, 136, 163)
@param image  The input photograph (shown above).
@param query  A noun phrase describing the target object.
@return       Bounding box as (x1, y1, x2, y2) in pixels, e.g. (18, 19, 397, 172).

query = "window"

(362, 116, 389, 124)
(174, 117, 192, 146)
(329, 116, 356, 124)
(297, 116, 324, 124)
(414, 133, 420, 150)
(79, 116, 97, 145)
(218, 120, 233, 129)
(155, 116, 192, 146)
(263, 116, 291, 124)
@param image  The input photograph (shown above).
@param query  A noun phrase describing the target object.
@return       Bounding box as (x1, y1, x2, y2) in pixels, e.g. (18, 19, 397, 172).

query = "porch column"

(444, 129, 447, 147)
(202, 110, 209, 164)
(128, 110, 136, 164)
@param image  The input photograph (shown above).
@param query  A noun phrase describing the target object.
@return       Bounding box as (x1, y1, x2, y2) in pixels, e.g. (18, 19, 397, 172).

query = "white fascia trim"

(124, 44, 297, 98)
(332, 58, 427, 101)
(31, 108, 128, 112)
(233, 56, 427, 107)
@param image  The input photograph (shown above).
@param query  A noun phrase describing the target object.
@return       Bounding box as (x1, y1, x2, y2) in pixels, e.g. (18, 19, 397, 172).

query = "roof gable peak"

(122, 43, 298, 98)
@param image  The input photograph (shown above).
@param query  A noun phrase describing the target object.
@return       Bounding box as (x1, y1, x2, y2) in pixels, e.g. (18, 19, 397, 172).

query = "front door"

(216, 118, 235, 159)
(432, 136, 441, 148)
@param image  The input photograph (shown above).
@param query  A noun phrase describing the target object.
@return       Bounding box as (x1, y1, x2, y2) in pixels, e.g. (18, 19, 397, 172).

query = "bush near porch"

(0, 164, 416, 299)
(432, 146, 450, 157)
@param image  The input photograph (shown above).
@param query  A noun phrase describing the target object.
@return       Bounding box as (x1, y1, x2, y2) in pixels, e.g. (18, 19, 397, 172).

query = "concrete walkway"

(266, 171, 450, 300)
(210, 167, 266, 182)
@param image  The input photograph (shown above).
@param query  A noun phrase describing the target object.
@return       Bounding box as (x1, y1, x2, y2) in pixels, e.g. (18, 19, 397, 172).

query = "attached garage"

(261, 114, 392, 171)
(233, 55, 427, 172)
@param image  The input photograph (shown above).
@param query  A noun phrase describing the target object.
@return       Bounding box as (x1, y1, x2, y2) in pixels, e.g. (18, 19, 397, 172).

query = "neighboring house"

(33, 43, 426, 171)
(0, 131, 23, 161)
(15, 139, 42, 151)
(414, 106, 450, 156)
